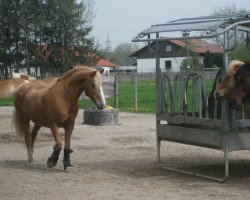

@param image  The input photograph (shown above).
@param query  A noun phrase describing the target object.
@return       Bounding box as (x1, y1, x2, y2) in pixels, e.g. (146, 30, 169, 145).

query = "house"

(130, 39, 223, 73)
(95, 58, 118, 76)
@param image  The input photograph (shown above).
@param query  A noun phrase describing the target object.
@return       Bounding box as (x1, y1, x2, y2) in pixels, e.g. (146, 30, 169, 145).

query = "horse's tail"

(12, 108, 32, 162)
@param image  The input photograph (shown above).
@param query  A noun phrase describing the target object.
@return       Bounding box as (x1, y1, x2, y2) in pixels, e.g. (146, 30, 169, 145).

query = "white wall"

(137, 59, 156, 73)
(137, 57, 187, 73)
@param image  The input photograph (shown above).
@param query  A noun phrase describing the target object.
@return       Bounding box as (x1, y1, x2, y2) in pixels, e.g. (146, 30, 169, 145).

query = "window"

(165, 61, 172, 70)
(165, 44, 171, 52)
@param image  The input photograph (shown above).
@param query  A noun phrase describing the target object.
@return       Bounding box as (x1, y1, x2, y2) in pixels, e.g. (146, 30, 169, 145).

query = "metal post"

(155, 34, 162, 167)
(134, 71, 138, 112)
(115, 73, 119, 108)
(223, 134, 229, 182)
(156, 41, 161, 114)
(155, 119, 161, 167)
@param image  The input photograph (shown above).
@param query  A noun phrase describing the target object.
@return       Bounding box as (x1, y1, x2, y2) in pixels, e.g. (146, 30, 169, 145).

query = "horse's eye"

(91, 84, 95, 88)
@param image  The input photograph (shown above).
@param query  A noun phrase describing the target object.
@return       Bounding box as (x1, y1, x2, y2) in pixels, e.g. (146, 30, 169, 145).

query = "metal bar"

(115, 73, 119, 108)
(132, 20, 250, 42)
(156, 42, 161, 114)
(160, 166, 228, 183)
(156, 134, 161, 163)
(199, 78, 202, 118)
(157, 134, 229, 183)
(134, 72, 138, 112)
(223, 134, 229, 182)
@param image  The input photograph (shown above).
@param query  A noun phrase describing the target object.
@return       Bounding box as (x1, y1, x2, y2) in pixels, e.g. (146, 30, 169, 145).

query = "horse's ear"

(97, 68, 104, 74)
(90, 70, 97, 77)
(99, 68, 104, 75)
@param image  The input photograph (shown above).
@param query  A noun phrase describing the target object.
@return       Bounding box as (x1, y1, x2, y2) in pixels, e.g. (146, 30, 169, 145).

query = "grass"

(0, 97, 14, 106)
(0, 80, 214, 113)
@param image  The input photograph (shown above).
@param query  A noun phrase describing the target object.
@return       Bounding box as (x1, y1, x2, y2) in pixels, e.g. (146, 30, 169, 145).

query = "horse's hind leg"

(21, 119, 34, 163)
(29, 124, 41, 162)
(47, 125, 62, 168)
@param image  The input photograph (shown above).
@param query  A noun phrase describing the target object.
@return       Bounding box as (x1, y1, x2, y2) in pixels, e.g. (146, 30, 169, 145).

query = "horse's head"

(228, 62, 250, 110)
(84, 69, 106, 110)
(215, 60, 244, 101)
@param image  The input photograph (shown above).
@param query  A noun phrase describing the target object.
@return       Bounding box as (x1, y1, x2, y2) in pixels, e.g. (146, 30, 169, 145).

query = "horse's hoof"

(65, 166, 74, 173)
(47, 161, 55, 168)
(28, 157, 34, 164)
(64, 161, 74, 172)
(47, 157, 57, 168)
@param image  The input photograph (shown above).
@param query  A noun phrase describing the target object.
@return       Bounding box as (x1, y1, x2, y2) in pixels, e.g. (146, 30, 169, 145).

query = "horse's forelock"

(234, 62, 250, 81)
(228, 60, 244, 74)
(93, 70, 102, 87)
(94, 70, 106, 106)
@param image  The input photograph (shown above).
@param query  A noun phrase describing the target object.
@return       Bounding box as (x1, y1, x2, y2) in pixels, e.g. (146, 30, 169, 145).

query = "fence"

(81, 75, 118, 108)
(115, 69, 218, 112)
(0, 69, 219, 112)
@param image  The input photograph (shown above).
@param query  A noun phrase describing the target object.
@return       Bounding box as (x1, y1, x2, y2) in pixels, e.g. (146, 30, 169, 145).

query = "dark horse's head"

(229, 62, 250, 110)
(215, 60, 244, 102)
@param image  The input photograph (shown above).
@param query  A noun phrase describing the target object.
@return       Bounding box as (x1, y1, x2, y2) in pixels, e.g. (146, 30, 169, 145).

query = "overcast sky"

(90, 0, 250, 49)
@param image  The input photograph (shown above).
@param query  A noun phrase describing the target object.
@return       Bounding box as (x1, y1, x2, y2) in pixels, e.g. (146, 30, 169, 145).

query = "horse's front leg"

(47, 124, 62, 168)
(63, 122, 75, 172)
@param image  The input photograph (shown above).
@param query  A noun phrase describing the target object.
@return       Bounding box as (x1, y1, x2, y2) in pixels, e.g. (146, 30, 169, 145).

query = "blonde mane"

(227, 60, 244, 76)
(57, 65, 96, 82)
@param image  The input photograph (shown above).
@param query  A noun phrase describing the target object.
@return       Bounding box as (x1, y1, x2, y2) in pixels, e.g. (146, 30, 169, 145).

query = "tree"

(180, 58, 202, 72)
(37, 0, 97, 73)
(0, 0, 25, 77)
(0, 0, 96, 78)
(97, 47, 113, 62)
(212, 53, 223, 68)
(212, 3, 248, 48)
(229, 44, 250, 62)
(111, 43, 140, 66)
(203, 51, 213, 68)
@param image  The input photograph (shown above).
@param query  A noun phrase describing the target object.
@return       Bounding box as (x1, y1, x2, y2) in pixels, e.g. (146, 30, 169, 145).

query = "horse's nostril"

(214, 92, 221, 100)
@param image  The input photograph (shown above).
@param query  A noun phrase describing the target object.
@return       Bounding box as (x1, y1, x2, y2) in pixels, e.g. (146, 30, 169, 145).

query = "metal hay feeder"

(133, 13, 250, 182)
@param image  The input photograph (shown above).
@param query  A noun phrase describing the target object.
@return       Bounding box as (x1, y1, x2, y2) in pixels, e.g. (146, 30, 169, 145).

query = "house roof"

(96, 58, 118, 68)
(130, 39, 223, 57)
(170, 39, 223, 53)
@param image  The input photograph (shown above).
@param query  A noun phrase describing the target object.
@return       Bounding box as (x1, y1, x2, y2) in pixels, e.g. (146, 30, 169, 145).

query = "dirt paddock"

(1, 106, 250, 199)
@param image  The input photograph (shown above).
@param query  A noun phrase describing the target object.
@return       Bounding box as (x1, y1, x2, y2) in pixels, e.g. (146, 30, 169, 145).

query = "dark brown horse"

(13, 66, 106, 172)
(227, 62, 250, 110)
(215, 60, 244, 101)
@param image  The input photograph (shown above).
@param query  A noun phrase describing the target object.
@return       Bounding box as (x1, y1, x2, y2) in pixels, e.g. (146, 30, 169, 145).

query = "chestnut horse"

(0, 73, 36, 99)
(0, 78, 29, 99)
(215, 60, 244, 101)
(227, 62, 250, 109)
(13, 66, 106, 172)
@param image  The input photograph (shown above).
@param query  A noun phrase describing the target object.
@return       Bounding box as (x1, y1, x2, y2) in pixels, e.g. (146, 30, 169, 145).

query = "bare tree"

(111, 43, 140, 66)
(212, 3, 248, 48)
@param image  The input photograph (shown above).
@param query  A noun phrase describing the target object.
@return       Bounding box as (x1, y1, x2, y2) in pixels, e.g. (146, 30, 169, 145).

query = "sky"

(91, 0, 250, 49)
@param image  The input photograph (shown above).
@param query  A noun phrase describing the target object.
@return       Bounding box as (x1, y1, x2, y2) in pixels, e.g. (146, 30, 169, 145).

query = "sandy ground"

(1, 106, 250, 200)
